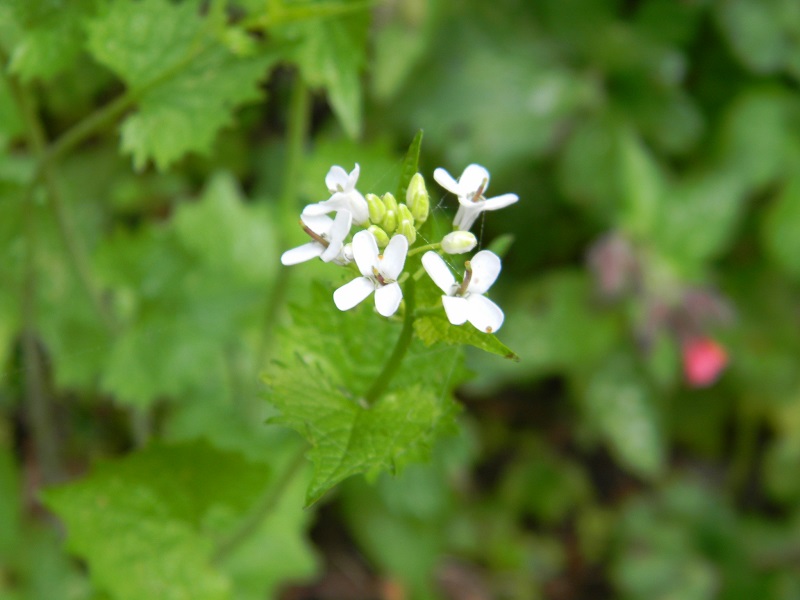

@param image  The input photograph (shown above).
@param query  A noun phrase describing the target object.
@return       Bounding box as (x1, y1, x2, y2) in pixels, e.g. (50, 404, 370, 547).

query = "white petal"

(281, 242, 323, 265)
(422, 251, 456, 294)
(352, 230, 379, 277)
(325, 165, 349, 193)
(320, 210, 353, 262)
(453, 204, 482, 231)
(300, 211, 333, 235)
(346, 163, 360, 191)
(459, 164, 490, 193)
(333, 277, 374, 311)
(375, 282, 403, 317)
(345, 191, 370, 225)
(302, 197, 346, 216)
(433, 167, 463, 195)
(380, 234, 408, 280)
(442, 296, 469, 325)
(482, 193, 519, 211)
(467, 250, 501, 294)
(466, 294, 504, 333)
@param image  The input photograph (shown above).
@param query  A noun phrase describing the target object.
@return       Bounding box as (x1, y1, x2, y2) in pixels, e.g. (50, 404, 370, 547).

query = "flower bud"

(397, 203, 415, 226)
(682, 337, 728, 388)
(441, 231, 477, 254)
(398, 219, 417, 245)
(368, 225, 390, 248)
(366, 193, 386, 225)
(381, 209, 397, 233)
(406, 173, 429, 224)
(381, 192, 398, 215)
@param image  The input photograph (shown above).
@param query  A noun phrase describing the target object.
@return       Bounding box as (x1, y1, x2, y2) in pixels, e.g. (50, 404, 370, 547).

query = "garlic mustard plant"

(433, 164, 519, 231)
(422, 250, 505, 333)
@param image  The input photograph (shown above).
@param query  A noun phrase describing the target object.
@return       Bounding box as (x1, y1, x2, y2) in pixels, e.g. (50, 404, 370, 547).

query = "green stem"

(20, 178, 63, 484)
(407, 242, 441, 257)
(363, 278, 416, 405)
(212, 444, 307, 563)
(6, 73, 118, 333)
(256, 73, 310, 366)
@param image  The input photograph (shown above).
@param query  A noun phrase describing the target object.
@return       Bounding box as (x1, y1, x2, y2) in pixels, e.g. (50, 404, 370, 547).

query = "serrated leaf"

(6, 0, 98, 82)
(583, 355, 665, 479)
(263, 285, 463, 505)
(414, 313, 518, 361)
(396, 129, 423, 201)
(272, 5, 369, 138)
(86, 0, 277, 170)
(173, 172, 277, 282)
(43, 441, 270, 600)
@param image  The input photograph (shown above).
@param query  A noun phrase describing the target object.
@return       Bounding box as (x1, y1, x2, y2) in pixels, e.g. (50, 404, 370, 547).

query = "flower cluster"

(281, 163, 518, 333)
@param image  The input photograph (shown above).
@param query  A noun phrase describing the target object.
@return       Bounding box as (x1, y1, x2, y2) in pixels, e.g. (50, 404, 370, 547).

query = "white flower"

(281, 210, 353, 265)
(422, 250, 504, 333)
(334, 230, 408, 317)
(302, 163, 370, 225)
(433, 164, 518, 231)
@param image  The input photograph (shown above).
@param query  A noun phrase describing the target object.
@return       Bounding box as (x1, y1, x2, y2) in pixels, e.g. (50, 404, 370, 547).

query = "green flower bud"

(398, 203, 415, 226)
(381, 209, 397, 233)
(399, 219, 417, 245)
(442, 231, 478, 254)
(366, 193, 386, 224)
(381, 192, 398, 215)
(368, 225, 390, 248)
(406, 173, 429, 224)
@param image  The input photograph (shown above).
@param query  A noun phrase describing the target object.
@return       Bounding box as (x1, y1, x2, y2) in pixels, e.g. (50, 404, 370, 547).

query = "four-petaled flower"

(280, 210, 353, 265)
(433, 164, 518, 231)
(422, 250, 504, 333)
(334, 230, 408, 317)
(303, 164, 370, 225)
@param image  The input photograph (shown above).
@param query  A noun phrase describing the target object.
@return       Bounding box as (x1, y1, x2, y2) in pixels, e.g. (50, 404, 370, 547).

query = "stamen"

(372, 266, 388, 286)
(457, 261, 473, 296)
(301, 220, 330, 247)
(471, 177, 488, 203)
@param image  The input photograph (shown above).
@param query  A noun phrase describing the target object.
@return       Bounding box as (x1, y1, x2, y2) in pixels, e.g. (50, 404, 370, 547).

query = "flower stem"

(211, 443, 307, 564)
(363, 278, 416, 405)
(407, 242, 441, 257)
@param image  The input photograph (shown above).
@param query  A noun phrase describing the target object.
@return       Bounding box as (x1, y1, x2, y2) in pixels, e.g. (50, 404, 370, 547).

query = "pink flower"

(682, 338, 728, 388)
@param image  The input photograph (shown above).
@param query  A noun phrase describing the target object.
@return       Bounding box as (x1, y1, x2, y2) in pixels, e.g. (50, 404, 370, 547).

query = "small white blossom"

(302, 164, 370, 225)
(422, 250, 504, 333)
(334, 230, 408, 317)
(433, 164, 518, 231)
(281, 210, 352, 265)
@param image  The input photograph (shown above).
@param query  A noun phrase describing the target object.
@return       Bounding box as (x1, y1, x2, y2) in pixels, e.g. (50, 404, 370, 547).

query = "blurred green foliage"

(2, 0, 800, 599)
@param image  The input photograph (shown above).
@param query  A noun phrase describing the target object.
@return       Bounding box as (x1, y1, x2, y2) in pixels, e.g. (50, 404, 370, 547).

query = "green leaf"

(762, 174, 800, 280)
(395, 129, 423, 201)
(653, 172, 746, 271)
(414, 313, 519, 361)
(43, 441, 270, 600)
(619, 129, 664, 240)
(263, 286, 463, 505)
(583, 355, 665, 479)
(173, 172, 277, 283)
(86, 0, 277, 170)
(272, 5, 369, 138)
(6, 0, 98, 82)
(0, 442, 20, 560)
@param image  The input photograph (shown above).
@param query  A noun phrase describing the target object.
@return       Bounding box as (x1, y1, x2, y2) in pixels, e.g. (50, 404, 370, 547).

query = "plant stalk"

(363, 277, 416, 405)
